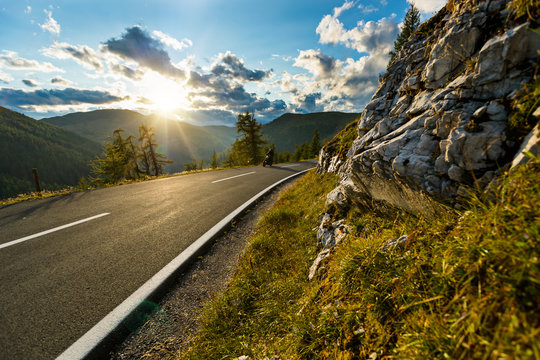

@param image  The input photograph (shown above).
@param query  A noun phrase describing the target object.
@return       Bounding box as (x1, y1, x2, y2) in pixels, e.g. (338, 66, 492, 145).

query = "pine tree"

(389, 4, 420, 63)
(310, 129, 321, 158)
(138, 125, 172, 176)
(211, 150, 219, 169)
(90, 128, 133, 185)
(90, 137, 123, 184)
(228, 112, 266, 166)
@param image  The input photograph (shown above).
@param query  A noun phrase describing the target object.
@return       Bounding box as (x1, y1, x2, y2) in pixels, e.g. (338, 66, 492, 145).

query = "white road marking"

(0, 213, 110, 250)
(56, 167, 315, 360)
(211, 171, 256, 183)
(279, 164, 300, 168)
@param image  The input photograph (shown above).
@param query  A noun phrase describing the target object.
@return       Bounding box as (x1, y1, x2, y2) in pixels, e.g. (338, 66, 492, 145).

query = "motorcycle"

(262, 154, 273, 167)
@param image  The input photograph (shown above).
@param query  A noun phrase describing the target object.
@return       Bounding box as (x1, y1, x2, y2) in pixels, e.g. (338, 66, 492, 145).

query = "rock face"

(318, 0, 539, 216)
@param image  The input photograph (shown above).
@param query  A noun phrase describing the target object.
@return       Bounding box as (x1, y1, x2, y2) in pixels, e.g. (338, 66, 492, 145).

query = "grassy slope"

(179, 157, 539, 359)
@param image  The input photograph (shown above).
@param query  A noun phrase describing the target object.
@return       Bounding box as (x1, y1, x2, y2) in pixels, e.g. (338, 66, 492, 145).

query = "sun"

(141, 72, 189, 113)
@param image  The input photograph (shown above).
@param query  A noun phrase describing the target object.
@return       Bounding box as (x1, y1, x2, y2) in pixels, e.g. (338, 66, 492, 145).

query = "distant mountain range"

(0, 107, 359, 199)
(43, 109, 360, 161)
(43, 109, 238, 173)
(0, 106, 102, 199)
(262, 112, 360, 152)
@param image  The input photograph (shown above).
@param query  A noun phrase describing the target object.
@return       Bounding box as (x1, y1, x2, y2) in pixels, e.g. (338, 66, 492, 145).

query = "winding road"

(0, 161, 315, 359)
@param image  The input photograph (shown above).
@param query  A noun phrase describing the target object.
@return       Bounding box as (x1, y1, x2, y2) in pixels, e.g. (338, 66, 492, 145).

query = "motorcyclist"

(264, 148, 274, 166)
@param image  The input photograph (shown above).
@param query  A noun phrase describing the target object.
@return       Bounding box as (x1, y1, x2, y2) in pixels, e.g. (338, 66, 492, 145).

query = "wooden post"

(32, 168, 42, 196)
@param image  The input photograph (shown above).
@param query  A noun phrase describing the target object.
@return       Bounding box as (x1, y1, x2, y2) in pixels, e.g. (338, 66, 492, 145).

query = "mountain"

(262, 112, 360, 153)
(42, 109, 238, 172)
(43, 110, 360, 169)
(0, 107, 102, 199)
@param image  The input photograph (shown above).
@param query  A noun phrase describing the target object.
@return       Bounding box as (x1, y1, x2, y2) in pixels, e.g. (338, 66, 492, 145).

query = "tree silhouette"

(90, 125, 172, 184)
(236, 112, 266, 165)
(211, 150, 219, 169)
(225, 112, 266, 166)
(138, 125, 172, 176)
(389, 4, 420, 63)
(310, 129, 321, 158)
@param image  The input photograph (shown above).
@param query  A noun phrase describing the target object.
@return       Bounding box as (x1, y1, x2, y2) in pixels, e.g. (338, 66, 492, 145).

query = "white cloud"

(317, 14, 399, 54)
(0, 50, 64, 73)
(288, 48, 386, 113)
(51, 75, 74, 86)
(22, 79, 39, 87)
(333, 1, 355, 17)
(358, 4, 379, 13)
(24, 6, 31, 14)
(0, 69, 13, 83)
(152, 30, 192, 51)
(294, 49, 342, 79)
(40, 9, 60, 35)
(380, 0, 388, 6)
(407, 0, 446, 13)
(41, 41, 103, 71)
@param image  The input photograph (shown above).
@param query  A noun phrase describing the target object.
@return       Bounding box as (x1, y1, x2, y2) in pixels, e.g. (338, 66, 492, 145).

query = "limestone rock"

(308, 248, 331, 281)
(316, 0, 539, 213)
(511, 122, 540, 169)
(380, 235, 410, 253)
(316, 213, 349, 248)
(474, 23, 537, 85)
(423, 27, 481, 88)
(326, 186, 347, 208)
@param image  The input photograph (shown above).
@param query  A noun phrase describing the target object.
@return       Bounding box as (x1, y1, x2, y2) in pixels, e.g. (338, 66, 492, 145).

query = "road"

(0, 162, 315, 359)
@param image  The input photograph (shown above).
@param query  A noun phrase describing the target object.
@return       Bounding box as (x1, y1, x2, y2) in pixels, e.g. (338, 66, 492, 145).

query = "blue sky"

(0, 0, 445, 124)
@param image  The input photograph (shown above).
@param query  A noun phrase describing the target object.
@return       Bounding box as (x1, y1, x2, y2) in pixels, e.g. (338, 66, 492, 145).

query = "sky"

(0, 0, 446, 125)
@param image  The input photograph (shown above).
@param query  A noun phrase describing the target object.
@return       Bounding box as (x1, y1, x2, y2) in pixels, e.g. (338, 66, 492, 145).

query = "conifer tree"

(211, 150, 219, 169)
(138, 125, 172, 176)
(310, 129, 321, 158)
(90, 128, 133, 184)
(389, 4, 420, 63)
(227, 112, 266, 166)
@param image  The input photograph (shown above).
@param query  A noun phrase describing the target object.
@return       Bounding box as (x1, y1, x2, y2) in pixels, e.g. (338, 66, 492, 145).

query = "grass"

(508, 76, 540, 144)
(322, 117, 359, 159)
(507, 0, 540, 21)
(180, 157, 540, 359)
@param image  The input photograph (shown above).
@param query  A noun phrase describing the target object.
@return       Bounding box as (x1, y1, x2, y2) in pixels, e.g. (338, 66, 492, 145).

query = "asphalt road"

(0, 161, 315, 359)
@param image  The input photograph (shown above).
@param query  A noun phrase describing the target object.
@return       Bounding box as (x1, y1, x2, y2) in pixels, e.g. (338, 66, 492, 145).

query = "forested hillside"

(43, 109, 237, 172)
(262, 112, 360, 153)
(0, 107, 101, 199)
(44, 110, 360, 169)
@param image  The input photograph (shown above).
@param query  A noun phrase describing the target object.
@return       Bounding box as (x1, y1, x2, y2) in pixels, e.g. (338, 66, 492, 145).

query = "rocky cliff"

(318, 0, 540, 216)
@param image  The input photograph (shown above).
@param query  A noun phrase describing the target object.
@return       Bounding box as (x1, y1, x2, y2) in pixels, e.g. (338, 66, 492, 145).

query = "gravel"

(110, 180, 298, 360)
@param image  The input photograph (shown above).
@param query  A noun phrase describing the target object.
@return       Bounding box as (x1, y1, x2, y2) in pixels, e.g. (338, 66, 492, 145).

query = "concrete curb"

(56, 167, 314, 360)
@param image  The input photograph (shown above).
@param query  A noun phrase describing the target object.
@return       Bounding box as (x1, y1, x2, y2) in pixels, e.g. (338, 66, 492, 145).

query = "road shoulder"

(110, 180, 298, 360)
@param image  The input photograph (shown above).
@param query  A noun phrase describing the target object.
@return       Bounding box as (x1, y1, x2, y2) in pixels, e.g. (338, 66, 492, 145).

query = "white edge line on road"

(0, 213, 110, 251)
(56, 167, 315, 360)
(211, 171, 256, 183)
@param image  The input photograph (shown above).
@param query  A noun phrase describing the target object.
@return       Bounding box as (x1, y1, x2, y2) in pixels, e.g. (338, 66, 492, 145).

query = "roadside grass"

(0, 166, 233, 207)
(180, 158, 539, 359)
(0, 160, 310, 206)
